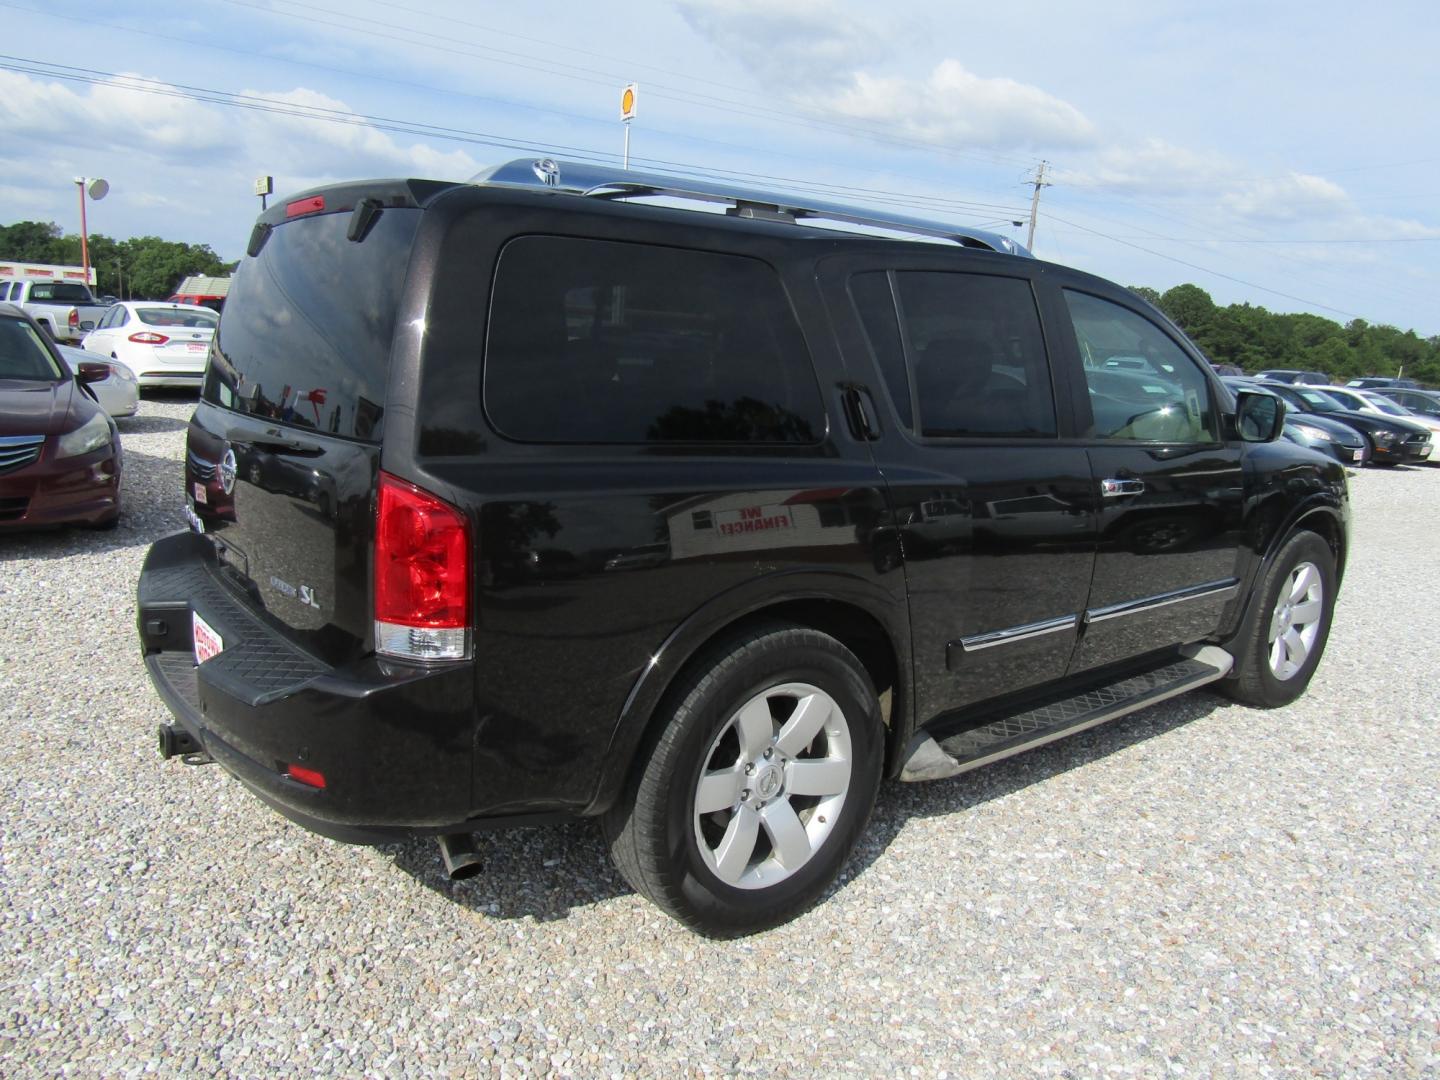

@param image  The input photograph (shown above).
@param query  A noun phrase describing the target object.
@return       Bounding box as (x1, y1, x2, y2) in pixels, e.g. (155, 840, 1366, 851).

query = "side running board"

(900, 646, 1234, 782)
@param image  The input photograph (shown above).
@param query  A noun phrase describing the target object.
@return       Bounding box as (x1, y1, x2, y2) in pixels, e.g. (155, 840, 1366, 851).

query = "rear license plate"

(187, 343, 207, 353)
(193, 611, 223, 665)
(193, 482, 207, 504)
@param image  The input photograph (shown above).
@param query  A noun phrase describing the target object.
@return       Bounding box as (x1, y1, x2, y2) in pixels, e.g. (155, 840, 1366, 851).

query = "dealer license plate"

(188, 342, 208, 353)
(193, 611, 224, 665)
(1421, 445, 1433, 458)
(193, 481, 207, 504)
(1351, 450, 1363, 462)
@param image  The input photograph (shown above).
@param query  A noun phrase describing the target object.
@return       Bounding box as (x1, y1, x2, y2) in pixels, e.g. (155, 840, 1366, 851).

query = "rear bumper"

(137, 531, 485, 840)
(0, 443, 120, 527)
(136, 371, 204, 389)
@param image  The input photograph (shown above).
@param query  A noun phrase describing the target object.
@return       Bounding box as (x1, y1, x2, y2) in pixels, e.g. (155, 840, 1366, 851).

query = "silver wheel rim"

(693, 682, 852, 891)
(1268, 561, 1324, 681)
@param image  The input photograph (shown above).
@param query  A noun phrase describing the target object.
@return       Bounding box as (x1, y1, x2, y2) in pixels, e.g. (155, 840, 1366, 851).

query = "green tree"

(1157, 285, 1218, 350)
(0, 221, 66, 262)
(116, 236, 227, 299)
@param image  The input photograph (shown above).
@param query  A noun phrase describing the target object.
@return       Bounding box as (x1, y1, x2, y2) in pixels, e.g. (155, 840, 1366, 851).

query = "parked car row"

(1223, 377, 1435, 467)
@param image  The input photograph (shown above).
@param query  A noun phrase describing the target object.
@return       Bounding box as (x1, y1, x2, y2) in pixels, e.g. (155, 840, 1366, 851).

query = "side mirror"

(76, 362, 110, 385)
(1235, 389, 1285, 442)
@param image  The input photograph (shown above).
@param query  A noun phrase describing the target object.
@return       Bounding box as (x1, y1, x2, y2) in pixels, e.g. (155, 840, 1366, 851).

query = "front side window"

(484, 237, 824, 444)
(1066, 291, 1215, 443)
(891, 272, 1055, 438)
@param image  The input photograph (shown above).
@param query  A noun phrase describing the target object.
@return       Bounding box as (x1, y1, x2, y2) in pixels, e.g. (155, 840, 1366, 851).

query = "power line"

(0, 55, 1029, 222)
(212, 0, 1044, 173)
(1041, 210, 1362, 319)
(0, 0, 1022, 211)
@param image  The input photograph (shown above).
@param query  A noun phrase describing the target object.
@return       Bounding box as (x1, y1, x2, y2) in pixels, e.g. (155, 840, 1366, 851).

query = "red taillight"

(374, 471, 470, 660)
(286, 195, 326, 218)
(128, 332, 169, 345)
(68, 308, 79, 328)
(286, 763, 326, 789)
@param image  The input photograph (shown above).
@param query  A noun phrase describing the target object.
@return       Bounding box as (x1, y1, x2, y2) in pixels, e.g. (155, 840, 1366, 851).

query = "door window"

(1065, 291, 1215, 443)
(888, 272, 1055, 438)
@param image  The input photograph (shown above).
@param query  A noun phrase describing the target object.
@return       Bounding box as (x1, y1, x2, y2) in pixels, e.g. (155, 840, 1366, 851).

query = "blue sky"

(2, 0, 1438, 334)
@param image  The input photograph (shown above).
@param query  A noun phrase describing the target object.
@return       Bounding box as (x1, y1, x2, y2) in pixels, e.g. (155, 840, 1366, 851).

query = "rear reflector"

(286, 195, 326, 218)
(285, 763, 326, 789)
(128, 332, 169, 345)
(375, 471, 470, 661)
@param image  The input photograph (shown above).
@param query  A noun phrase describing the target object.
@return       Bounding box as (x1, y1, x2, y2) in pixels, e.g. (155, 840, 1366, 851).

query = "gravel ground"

(1, 397, 1436, 1078)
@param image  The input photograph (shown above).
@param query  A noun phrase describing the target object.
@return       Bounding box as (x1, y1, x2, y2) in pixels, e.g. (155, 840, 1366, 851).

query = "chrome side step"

(899, 646, 1234, 782)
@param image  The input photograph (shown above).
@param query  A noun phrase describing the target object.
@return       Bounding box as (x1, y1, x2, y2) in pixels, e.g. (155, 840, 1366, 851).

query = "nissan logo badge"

(220, 448, 237, 495)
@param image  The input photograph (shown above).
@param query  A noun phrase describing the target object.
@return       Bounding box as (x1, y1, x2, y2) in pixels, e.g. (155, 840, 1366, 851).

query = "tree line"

(1132, 283, 1439, 386)
(1, 220, 233, 301)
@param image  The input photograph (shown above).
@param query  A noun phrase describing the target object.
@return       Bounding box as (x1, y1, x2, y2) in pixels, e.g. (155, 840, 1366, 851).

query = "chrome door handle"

(1100, 478, 1145, 497)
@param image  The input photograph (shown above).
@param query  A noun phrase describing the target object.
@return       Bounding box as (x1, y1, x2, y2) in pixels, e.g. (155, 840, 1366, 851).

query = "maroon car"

(0, 303, 122, 529)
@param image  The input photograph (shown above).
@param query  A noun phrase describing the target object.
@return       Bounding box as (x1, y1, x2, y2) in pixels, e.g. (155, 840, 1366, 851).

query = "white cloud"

(819, 59, 1096, 149)
(1219, 172, 1348, 223)
(673, 0, 885, 89)
(232, 87, 482, 189)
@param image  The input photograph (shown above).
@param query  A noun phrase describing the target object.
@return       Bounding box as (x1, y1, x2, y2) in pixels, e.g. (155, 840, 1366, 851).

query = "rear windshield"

(0, 317, 64, 380)
(138, 307, 217, 329)
(27, 283, 93, 303)
(204, 206, 420, 441)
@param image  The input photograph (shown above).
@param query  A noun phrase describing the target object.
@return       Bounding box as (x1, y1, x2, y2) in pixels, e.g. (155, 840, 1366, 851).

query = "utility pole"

(1025, 161, 1051, 252)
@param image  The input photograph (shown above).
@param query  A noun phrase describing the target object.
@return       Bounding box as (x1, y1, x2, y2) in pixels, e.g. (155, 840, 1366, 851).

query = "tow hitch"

(157, 724, 213, 765)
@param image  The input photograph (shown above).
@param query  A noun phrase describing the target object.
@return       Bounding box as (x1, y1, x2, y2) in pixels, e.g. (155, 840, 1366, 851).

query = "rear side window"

(484, 237, 824, 444)
(848, 272, 913, 430)
(204, 207, 421, 441)
(893, 272, 1056, 438)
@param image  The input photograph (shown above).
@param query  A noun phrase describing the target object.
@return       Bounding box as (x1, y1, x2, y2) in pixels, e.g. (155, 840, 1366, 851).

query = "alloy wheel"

(1268, 561, 1324, 681)
(693, 682, 853, 890)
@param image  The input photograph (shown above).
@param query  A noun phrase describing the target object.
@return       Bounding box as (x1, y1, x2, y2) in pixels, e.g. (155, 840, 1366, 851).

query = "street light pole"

(75, 178, 90, 284)
(73, 177, 108, 288)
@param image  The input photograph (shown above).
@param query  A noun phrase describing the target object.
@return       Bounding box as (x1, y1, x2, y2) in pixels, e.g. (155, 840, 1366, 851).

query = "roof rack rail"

(469, 158, 1030, 257)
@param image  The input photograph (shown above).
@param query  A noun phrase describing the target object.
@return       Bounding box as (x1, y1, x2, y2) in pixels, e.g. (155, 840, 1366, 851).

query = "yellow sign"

(621, 83, 637, 122)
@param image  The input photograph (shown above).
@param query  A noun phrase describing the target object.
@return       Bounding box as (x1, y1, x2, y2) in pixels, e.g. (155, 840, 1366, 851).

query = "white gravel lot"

(1, 396, 1436, 1078)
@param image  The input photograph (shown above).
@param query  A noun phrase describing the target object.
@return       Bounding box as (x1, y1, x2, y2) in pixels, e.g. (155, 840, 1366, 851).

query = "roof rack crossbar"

(469, 159, 1029, 256)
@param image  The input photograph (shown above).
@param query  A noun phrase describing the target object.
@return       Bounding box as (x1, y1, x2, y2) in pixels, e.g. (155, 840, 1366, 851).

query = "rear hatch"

(186, 184, 433, 666)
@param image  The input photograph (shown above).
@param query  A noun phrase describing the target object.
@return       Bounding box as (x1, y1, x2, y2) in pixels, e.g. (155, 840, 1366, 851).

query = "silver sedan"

(57, 343, 139, 418)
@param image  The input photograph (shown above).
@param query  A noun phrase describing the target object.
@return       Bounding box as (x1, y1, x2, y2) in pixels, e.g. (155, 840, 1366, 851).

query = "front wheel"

(1221, 530, 1336, 707)
(602, 624, 883, 937)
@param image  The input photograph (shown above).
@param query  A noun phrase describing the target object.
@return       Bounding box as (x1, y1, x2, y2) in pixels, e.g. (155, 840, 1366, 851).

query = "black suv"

(138, 160, 1349, 935)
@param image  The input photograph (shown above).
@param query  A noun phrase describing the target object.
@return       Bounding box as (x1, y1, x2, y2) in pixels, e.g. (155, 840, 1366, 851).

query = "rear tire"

(602, 623, 883, 937)
(1221, 530, 1336, 707)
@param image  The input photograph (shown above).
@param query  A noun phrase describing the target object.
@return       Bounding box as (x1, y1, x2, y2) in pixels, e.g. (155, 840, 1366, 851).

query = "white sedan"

(57, 344, 139, 418)
(80, 301, 218, 388)
(1318, 384, 1440, 442)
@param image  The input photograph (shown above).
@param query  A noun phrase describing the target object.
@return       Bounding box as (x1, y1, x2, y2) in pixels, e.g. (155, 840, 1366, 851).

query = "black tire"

(1220, 530, 1336, 708)
(602, 623, 884, 937)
